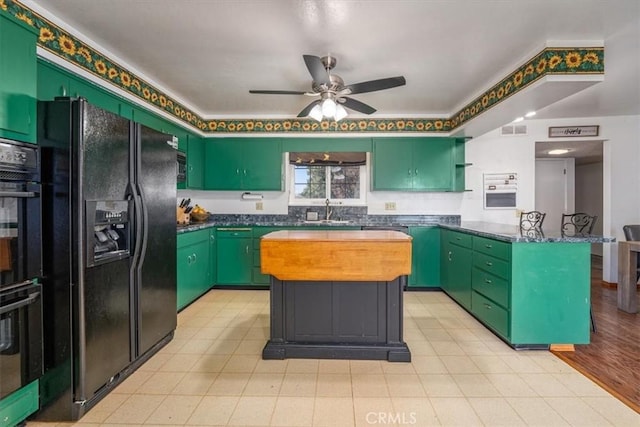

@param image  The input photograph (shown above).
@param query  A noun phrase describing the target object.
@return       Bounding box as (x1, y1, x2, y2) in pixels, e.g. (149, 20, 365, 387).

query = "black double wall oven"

(0, 138, 43, 402)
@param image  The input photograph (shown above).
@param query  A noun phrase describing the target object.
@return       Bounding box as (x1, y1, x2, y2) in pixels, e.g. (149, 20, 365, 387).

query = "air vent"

(501, 124, 527, 136)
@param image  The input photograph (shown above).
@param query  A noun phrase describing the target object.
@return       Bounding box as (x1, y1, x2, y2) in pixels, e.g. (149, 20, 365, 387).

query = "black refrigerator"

(36, 97, 177, 420)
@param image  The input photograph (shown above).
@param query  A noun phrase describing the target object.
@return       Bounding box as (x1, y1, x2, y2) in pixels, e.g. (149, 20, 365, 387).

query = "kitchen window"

(289, 152, 367, 205)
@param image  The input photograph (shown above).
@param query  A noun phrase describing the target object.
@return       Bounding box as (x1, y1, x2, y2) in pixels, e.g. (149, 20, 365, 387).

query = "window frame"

(288, 162, 368, 206)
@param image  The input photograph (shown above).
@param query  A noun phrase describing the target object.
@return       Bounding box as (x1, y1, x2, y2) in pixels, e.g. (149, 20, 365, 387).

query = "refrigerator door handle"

(137, 183, 150, 267)
(128, 182, 144, 267)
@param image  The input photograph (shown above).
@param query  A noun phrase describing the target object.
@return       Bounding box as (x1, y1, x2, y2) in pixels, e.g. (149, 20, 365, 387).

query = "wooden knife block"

(177, 206, 190, 225)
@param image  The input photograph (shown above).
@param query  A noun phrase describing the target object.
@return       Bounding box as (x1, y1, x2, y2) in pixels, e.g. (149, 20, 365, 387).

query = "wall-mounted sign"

(548, 125, 599, 138)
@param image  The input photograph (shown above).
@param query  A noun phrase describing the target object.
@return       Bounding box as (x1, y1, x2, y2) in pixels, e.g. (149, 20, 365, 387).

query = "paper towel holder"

(241, 192, 263, 200)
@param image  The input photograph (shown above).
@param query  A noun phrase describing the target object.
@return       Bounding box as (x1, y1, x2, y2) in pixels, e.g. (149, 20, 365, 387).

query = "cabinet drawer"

(472, 291, 509, 338)
(448, 230, 472, 248)
(178, 228, 210, 247)
(217, 228, 252, 238)
(473, 236, 510, 260)
(472, 268, 509, 308)
(252, 227, 285, 238)
(473, 252, 510, 280)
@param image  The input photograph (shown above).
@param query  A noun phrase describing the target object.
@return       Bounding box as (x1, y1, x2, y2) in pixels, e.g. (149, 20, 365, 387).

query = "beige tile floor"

(28, 289, 640, 427)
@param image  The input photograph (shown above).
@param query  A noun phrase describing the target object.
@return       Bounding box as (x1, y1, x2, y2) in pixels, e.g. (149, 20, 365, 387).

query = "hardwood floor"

(552, 255, 640, 413)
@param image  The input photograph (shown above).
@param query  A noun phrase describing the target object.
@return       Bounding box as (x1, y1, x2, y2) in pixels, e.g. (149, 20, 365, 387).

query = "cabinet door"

(448, 243, 473, 310)
(177, 235, 210, 310)
(372, 138, 414, 190)
(412, 138, 454, 191)
(37, 61, 71, 100)
(0, 15, 37, 143)
(187, 136, 204, 189)
(440, 232, 451, 292)
(242, 138, 282, 191)
(408, 227, 441, 288)
(217, 236, 252, 284)
(69, 77, 121, 116)
(209, 230, 217, 286)
(204, 139, 243, 190)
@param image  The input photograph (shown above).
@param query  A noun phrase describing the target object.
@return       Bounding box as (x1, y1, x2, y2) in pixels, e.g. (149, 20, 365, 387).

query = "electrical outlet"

(385, 202, 396, 211)
(255, 201, 263, 211)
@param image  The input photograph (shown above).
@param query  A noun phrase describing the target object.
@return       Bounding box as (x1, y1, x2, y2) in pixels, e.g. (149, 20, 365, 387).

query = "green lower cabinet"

(440, 230, 472, 309)
(252, 227, 284, 285)
(216, 228, 253, 285)
(209, 229, 217, 287)
(0, 380, 39, 427)
(509, 242, 591, 345)
(177, 229, 211, 310)
(443, 229, 592, 346)
(408, 226, 440, 288)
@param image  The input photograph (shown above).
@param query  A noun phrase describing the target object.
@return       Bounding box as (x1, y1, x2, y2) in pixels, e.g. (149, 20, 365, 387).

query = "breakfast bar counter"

(260, 230, 412, 362)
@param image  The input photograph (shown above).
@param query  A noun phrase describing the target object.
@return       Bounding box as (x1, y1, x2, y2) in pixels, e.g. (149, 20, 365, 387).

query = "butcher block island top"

(260, 230, 412, 281)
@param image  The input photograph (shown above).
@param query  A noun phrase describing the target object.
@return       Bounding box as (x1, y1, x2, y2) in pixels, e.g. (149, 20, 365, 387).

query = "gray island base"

(262, 277, 411, 362)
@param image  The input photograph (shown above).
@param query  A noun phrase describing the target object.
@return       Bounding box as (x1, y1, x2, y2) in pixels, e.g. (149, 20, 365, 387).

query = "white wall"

(576, 161, 604, 256)
(180, 114, 640, 282)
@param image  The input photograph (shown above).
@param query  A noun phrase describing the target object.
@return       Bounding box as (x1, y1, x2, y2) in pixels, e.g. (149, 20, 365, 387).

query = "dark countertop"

(177, 217, 615, 243)
(440, 221, 615, 243)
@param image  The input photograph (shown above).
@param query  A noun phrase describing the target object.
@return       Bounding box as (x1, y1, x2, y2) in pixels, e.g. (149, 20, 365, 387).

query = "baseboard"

(600, 280, 640, 289)
(550, 344, 575, 352)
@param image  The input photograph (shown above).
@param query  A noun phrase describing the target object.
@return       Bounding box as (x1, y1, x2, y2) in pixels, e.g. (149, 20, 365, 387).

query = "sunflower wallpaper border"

(6, 0, 604, 135)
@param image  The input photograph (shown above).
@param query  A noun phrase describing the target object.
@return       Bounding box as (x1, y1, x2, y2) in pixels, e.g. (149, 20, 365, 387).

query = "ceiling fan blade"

(297, 99, 321, 117)
(339, 97, 377, 114)
(303, 55, 330, 86)
(345, 76, 406, 95)
(249, 90, 307, 95)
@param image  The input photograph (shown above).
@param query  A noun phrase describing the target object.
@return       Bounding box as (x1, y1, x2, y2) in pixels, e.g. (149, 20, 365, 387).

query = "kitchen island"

(260, 230, 412, 362)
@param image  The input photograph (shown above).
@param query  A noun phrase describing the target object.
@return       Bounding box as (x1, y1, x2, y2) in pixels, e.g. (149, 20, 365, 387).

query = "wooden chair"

(519, 211, 546, 231)
(560, 213, 597, 236)
(623, 225, 640, 282)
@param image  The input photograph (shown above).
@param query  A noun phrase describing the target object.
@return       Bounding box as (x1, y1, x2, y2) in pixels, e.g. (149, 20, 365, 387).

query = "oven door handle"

(0, 291, 40, 315)
(0, 191, 38, 198)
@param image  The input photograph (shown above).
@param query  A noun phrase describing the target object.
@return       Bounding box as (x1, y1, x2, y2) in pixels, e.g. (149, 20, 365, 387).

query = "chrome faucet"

(325, 198, 332, 220)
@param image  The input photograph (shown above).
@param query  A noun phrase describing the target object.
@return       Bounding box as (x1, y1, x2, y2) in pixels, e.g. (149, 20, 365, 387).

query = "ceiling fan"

(249, 54, 406, 121)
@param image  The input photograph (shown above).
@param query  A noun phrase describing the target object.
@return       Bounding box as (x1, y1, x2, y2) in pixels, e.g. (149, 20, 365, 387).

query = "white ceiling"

(26, 0, 640, 130)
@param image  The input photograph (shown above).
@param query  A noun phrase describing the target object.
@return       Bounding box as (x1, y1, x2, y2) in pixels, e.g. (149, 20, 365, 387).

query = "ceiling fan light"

(321, 98, 337, 118)
(309, 104, 323, 122)
(334, 104, 348, 121)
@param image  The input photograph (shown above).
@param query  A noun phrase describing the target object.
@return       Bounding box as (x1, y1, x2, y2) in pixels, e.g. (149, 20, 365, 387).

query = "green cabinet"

(441, 228, 592, 345)
(440, 230, 472, 310)
(0, 12, 37, 143)
(470, 237, 511, 338)
(252, 226, 284, 285)
(216, 228, 253, 285)
(204, 138, 283, 191)
(177, 229, 211, 310)
(453, 138, 470, 192)
(372, 137, 457, 191)
(187, 136, 205, 189)
(37, 60, 72, 100)
(209, 228, 217, 288)
(408, 226, 440, 288)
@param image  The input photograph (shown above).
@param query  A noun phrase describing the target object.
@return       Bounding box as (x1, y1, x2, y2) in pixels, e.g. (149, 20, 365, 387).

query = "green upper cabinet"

(372, 137, 461, 192)
(204, 138, 283, 191)
(37, 60, 71, 100)
(453, 138, 470, 192)
(187, 135, 204, 189)
(0, 13, 37, 143)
